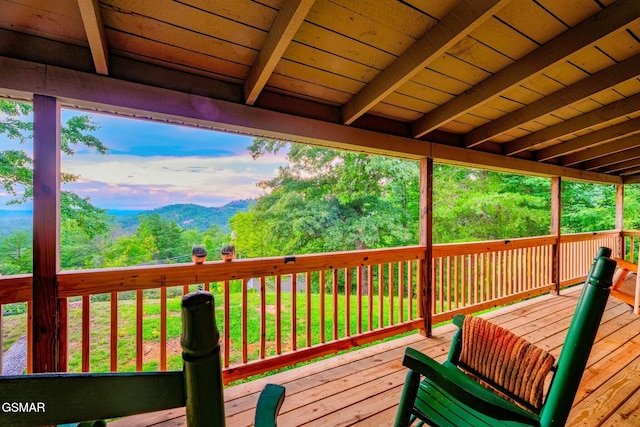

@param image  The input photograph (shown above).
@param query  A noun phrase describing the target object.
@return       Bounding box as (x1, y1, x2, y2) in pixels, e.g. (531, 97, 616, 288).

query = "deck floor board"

(110, 285, 640, 427)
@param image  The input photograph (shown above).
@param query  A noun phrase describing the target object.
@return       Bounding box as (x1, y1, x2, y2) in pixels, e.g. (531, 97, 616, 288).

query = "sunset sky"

(0, 109, 288, 210)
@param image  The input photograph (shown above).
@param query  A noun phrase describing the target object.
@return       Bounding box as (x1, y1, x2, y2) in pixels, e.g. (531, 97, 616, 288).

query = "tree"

(231, 139, 420, 256)
(0, 100, 109, 238)
(0, 231, 33, 274)
(432, 165, 551, 242)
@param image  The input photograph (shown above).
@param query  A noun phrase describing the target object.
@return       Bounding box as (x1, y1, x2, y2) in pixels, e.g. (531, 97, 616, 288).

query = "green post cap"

(181, 291, 219, 358)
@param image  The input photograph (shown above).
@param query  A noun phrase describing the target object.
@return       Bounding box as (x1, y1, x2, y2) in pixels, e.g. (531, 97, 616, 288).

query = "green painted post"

(181, 291, 226, 427)
(539, 255, 616, 427)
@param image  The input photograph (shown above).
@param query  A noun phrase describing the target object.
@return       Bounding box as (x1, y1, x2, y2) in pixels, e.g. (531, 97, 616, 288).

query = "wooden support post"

(32, 95, 64, 373)
(419, 158, 433, 336)
(551, 177, 562, 295)
(616, 184, 625, 259)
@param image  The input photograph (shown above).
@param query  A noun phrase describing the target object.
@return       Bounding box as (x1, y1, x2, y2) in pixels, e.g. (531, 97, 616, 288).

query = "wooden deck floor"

(112, 285, 640, 426)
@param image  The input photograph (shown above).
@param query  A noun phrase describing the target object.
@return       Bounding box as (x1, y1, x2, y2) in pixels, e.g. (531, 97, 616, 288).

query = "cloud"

(61, 153, 286, 209)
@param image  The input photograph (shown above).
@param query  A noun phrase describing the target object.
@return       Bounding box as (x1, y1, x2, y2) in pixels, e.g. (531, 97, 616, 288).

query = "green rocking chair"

(0, 291, 285, 427)
(394, 247, 616, 427)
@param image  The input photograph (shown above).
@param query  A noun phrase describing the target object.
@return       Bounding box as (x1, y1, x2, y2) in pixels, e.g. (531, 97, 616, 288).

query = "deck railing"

(0, 230, 623, 382)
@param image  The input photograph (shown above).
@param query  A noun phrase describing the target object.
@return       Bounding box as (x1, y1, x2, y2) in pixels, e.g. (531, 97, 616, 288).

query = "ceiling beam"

(537, 117, 640, 163)
(76, 0, 109, 75)
(0, 55, 621, 185)
(603, 158, 640, 174)
(541, 120, 640, 164)
(412, 0, 640, 139)
(561, 134, 640, 167)
(341, 0, 508, 125)
(584, 146, 640, 171)
(244, 0, 315, 105)
(503, 92, 640, 156)
(465, 53, 640, 148)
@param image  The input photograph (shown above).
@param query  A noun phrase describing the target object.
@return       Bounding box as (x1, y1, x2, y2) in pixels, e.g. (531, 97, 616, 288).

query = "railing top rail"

(621, 230, 640, 238)
(55, 245, 426, 297)
(560, 230, 621, 243)
(433, 235, 557, 257)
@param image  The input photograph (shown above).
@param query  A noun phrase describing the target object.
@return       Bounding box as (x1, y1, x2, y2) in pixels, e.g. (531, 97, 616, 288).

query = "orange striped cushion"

(459, 315, 556, 410)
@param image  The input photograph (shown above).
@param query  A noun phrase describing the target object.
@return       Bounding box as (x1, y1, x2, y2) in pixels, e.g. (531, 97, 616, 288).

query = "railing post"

(32, 95, 65, 374)
(419, 158, 433, 336)
(551, 177, 562, 295)
(616, 184, 625, 259)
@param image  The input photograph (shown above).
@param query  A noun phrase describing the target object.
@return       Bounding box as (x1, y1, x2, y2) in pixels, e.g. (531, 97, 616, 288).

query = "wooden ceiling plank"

(76, 0, 109, 75)
(412, 0, 640, 138)
(503, 92, 640, 156)
(341, 0, 508, 125)
(244, 0, 315, 105)
(561, 133, 640, 166)
(465, 54, 640, 147)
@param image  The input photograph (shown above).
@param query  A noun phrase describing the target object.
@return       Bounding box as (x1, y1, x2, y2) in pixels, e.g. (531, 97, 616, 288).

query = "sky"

(0, 108, 289, 210)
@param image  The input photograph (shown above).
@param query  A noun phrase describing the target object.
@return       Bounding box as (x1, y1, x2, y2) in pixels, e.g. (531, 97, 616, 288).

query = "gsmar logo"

(1, 401, 46, 413)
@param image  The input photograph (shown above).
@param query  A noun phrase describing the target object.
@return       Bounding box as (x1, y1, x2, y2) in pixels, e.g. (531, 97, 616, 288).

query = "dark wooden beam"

(76, 0, 109, 75)
(412, 0, 640, 139)
(504, 93, 640, 156)
(244, 0, 315, 105)
(32, 95, 63, 373)
(465, 53, 640, 148)
(0, 56, 623, 185)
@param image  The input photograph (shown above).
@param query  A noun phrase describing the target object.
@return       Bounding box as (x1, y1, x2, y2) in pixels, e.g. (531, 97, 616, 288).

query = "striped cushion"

(458, 315, 556, 411)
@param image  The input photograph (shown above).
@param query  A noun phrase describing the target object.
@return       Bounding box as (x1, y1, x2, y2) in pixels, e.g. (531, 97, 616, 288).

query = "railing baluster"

(320, 270, 326, 343)
(357, 266, 363, 332)
(377, 264, 384, 329)
(224, 280, 230, 367)
(368, 266, 373, 330)
(389, 263, 394, 325)
(305, 272, 311, 348)
(260, 276, 266, 359)
(110, 292, 117, 372)
(408, 261, 414, 320)
(398, 262, 404, 323)
(275, 276, 282, 355)
(332, 269, 339, 340)
(136, 289, 143, 371)
(242, 278, 248, 363)
(291, 274, 297, 351)
(160, 286, 167, 371)
(345, 268, 351, 336)
(81, 295, 90, 372)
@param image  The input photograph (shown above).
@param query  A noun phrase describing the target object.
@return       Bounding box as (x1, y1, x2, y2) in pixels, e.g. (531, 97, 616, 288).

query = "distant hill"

(112, 200, 253, 233)
(0, 210, 32, 237)
(0, 200, 253, 237)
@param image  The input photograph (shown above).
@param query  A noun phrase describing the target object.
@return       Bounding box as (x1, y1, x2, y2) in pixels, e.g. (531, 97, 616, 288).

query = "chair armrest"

(254, 384, 286, 427)
(402, 348, 538, 424)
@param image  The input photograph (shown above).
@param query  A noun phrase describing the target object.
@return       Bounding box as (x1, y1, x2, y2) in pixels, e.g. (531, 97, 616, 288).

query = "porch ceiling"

(1, 0, 640, 183)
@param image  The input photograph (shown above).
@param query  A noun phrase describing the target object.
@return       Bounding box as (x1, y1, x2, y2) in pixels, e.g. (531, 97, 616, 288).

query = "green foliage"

(231, 141, 420, 256)
(0, 230, 32, 274)
(432, 165, 551, 242)
(561, 181, 616, 233)
(0, 100, 109, 240)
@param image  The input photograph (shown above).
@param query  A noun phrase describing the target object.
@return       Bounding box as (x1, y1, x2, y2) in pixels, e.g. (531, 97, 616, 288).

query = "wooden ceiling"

(1, 0, 640, 184)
